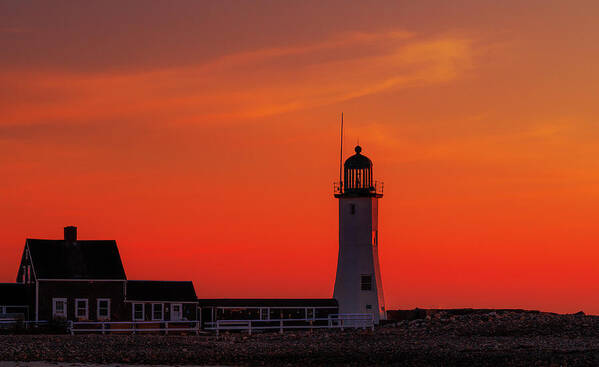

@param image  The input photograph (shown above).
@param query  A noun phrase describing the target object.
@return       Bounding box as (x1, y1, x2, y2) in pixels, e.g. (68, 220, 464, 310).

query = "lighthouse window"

(361, 275, 372, 291)
(350, 204, 356, 214)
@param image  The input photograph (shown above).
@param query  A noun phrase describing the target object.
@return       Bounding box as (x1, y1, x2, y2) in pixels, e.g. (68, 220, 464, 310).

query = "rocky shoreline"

(1, 311, 599, 366)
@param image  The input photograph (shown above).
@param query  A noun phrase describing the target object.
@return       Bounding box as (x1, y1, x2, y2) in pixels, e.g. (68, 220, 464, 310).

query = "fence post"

(132, 321, 136, 335)
(69, 320, 74, 335)
(279, 320, 283, 334)
(195, 321, 199, 336)
(216, 321, 220, 337)
(340, 318, 344, 331)
(165, 322, 168, 336)
(102, 322, 106, 335)
(248, 320, 252, 335)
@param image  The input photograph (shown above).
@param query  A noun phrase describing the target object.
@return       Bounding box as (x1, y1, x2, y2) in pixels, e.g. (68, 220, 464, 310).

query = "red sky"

(1, 1, 599, 314)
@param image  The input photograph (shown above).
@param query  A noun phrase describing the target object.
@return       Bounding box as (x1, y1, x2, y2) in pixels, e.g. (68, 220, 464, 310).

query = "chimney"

(64, 226, 77, 242)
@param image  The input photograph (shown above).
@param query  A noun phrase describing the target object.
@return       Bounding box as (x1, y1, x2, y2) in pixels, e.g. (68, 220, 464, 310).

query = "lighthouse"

(333, 145, 386, 323)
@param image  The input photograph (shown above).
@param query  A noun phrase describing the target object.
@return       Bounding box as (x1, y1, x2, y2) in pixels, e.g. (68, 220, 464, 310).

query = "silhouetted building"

(7, 226, 335, 327)
(198, 298, 338, 328)
(12, 226, 198, 323)
(16, 227, 127, 322)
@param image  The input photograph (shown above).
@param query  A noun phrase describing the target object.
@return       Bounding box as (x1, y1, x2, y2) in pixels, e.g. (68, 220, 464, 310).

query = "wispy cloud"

(0, 30, 475, 127)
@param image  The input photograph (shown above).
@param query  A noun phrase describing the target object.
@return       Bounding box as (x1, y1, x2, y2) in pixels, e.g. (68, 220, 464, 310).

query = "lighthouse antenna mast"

(339, 113, 344, 193)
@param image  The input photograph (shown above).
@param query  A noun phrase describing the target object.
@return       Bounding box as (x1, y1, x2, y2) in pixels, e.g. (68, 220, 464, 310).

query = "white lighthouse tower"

(333, 144, 386, 323)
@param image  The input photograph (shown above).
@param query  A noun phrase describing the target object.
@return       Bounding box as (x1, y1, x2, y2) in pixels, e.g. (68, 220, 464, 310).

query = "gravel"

(1, 311, 599, 366)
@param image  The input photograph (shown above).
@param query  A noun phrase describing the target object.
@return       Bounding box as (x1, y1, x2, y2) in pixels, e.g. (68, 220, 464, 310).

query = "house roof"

(0, 283, 28, 306)
(126, 280, 197, 302)
(197, 298, 339, 308)
(26, 239, 126, 280)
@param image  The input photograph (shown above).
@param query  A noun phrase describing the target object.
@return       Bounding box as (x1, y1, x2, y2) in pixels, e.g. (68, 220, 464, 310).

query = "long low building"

(198, 298, 338, 328)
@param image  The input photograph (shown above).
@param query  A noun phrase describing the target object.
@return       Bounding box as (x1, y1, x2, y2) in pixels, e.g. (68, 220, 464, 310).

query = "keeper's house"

(13, 226, 198, 323)
(3, 226, 339, 328)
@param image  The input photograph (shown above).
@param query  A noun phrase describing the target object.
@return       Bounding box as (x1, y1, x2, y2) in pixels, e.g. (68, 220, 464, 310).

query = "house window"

(361, 275, 372, 291)
(97, 299, 110, 320)
(152, 304, 164, 320)
(75, 299, 89, 320)
(133, 303, 144, 321)
(52, 298, 67, 319)
(350, 204, 356, 215)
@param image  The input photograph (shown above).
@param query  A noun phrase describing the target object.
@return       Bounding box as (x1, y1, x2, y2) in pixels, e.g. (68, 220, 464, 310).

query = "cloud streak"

(0, 30, 474, 127)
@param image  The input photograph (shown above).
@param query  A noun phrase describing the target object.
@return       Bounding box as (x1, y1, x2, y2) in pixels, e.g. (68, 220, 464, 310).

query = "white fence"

(205, 313, 374, 335)
(2, 314, 374, 335)
(69, 320, 200, 335)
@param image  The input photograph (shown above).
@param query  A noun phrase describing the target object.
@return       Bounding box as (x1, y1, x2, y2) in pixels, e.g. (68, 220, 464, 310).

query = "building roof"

(126, 280, 197, 302)
(0, 283, 28, 306)
(26, 239, 126, 280)
(197, 298, 338, 308)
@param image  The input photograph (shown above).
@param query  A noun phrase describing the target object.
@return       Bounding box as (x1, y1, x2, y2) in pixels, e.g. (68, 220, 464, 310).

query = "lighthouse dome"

(344, 145, 372, 169)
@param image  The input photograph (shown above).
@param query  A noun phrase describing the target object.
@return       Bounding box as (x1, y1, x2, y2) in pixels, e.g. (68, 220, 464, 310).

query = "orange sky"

(1, 1, 599, 314)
